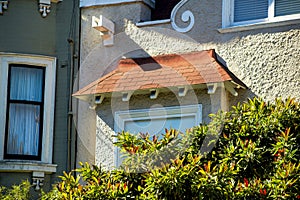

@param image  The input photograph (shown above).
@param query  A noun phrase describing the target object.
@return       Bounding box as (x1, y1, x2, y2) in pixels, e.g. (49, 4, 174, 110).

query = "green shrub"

(0, 180, 31, 200)
(42, 97, 300, 199)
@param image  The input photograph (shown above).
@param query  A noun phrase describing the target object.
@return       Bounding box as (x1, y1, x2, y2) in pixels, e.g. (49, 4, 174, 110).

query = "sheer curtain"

(6, 66, 43, 157)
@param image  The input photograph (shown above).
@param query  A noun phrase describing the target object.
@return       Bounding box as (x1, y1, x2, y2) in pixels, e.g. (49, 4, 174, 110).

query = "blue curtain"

(6, 67, 43, 156)
(10, 67, 43, 101)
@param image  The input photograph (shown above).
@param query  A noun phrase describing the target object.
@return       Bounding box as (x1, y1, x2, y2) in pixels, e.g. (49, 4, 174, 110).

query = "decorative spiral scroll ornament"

(171, 0, 195, 33)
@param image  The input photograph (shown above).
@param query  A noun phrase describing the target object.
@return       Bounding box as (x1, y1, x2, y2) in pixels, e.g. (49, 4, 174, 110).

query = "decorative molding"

(207, 83, 218, 94)
(0, 161, 57, 173)
(32, 177, 44, 190)
(38, 0, 62, 17)
(32, 172, 45, 191)
(88, 94, 106, 109)
(0, 0, 62, 17)
(170, 0, 195, 33)
(224, 82, 238, 97)
(39, 3, 51, 17)
(0, 0, 8, 15)
(178, 86, 188, 97)
(149, 89, 159, 99)
(122, 91, 133, 102)
(95, 95, 105, 104)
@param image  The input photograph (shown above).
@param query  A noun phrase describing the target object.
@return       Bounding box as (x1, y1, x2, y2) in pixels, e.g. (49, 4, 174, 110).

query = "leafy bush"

(0, 180, 31, 200)
(42, 97, 300, 199)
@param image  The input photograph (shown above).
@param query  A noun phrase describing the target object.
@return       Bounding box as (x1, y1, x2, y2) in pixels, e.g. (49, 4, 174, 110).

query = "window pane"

(275, 0, 300, 16)
(6, 103, 41, 156)
(10, 66, 44, 102)
(125, 116, 195, 137)
(151, 0, 181, 20)
(234, 0, 268, 22)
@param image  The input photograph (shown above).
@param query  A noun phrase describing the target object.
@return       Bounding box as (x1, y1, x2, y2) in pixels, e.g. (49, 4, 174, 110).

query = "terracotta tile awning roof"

(73, 49, 246, 99)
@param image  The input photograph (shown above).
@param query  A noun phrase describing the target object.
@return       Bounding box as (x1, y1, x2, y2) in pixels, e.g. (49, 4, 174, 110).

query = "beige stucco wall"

(76, 0, 300, 166)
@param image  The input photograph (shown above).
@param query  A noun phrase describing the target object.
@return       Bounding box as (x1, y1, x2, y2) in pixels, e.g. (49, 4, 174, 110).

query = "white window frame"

(114, 104, 202, 166)
(0, 53, 57, 173)
(221, 0, 300, 32)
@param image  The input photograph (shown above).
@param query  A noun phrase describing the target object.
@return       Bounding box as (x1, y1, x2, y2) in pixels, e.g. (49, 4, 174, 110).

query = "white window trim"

(220, 0, 300, 33)
(0, 53, 57, 173)
(114, 104, 202, 166)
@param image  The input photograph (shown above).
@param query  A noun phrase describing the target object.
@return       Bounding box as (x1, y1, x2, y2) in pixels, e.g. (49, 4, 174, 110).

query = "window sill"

(136, 19, 171, 27)
(218, 18, 300, 33)
(0, 161, 57, 174)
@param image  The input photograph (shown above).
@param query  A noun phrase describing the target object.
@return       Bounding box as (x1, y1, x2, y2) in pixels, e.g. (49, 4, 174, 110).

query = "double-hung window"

(5, 65, 45, 160)
(0, 54, 56, 173)
(222, 0, 300, 28)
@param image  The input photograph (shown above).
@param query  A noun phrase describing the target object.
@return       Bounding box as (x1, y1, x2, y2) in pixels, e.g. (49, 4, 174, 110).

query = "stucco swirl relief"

(171, 0, 195, 33)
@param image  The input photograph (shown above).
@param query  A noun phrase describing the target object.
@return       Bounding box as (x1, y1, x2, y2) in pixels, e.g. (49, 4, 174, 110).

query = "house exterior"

(75, 0, 300, 169)
(0, 0, 79, 194)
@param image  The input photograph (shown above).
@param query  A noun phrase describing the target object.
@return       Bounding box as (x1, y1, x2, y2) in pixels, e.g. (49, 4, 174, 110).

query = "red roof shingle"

(73, 50, 246, 97)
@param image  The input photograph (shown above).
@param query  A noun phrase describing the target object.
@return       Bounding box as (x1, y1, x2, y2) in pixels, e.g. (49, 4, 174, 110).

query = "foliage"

(0, 180, 31, 200)
(42, 97, 300, 199)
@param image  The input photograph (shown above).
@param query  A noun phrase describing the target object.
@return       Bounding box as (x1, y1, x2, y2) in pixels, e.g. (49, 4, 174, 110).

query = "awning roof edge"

(73, 49, 247, 101)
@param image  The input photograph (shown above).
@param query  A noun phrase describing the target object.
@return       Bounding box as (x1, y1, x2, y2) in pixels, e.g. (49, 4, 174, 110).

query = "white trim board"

(0, 53, 56, 173)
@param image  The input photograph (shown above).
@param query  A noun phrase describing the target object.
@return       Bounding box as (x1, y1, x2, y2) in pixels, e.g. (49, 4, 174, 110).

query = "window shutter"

(234, 0, 268, 22)
(275, 0, 300, 16)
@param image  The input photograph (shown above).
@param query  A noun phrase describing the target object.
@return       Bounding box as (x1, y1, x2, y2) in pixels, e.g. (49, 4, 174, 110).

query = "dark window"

(4, 65, 45, 160)
(151, 0, 181, 21)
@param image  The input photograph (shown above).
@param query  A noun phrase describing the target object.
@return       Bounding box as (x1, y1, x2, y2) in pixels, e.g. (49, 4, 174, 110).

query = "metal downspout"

(67, 38, 75, 172)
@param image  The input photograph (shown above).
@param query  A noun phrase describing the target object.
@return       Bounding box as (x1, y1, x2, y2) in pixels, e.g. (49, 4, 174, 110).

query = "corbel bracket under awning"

(207, 81, 243, 96)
